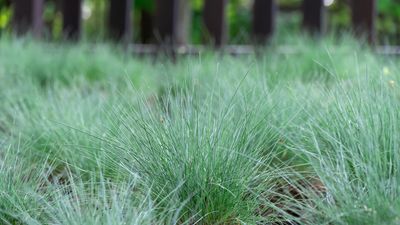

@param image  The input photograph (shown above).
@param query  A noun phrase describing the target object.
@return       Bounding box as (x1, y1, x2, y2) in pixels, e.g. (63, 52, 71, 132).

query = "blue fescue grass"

(1, 35, 400, 224)
(294, 74, 400, 224)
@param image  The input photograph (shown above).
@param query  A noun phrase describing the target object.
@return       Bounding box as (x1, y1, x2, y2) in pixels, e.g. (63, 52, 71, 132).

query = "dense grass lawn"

(0, 36, 399, 225)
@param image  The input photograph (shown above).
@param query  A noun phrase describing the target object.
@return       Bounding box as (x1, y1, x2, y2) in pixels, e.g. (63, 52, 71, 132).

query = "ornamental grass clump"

(297, 75, 400, 224)
(100, 85, 301, 224)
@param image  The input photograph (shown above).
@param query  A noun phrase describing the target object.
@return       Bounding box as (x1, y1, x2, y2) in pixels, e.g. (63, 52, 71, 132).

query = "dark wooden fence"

(12, 0, 376, 48)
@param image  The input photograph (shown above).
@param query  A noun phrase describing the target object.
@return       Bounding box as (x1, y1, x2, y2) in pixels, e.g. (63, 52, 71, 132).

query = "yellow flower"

(383, 67, 390, 76)
(389, 80, 395, 87)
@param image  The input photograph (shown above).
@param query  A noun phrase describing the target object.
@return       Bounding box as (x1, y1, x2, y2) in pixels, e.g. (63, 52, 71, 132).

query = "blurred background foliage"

(0, 0, 399, 44)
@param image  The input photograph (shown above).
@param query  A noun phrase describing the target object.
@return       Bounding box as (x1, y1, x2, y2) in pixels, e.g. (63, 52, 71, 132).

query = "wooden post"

(302, 0, 325, 34)
(12, 0, 43, 37)
(108, 0, 132, 42)
(351, 0, 376, 44)
(203, 0, 227, 47)
(252, 0, 276, 44)
(140, 10, 154, 44)
(175, 0, 191, 47)
(155, 0, 177, 44)
(62, 0, 82, 40)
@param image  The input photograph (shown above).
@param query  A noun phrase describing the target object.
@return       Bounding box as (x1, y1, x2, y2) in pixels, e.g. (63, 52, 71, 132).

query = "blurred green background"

(0, 0, 399, 44)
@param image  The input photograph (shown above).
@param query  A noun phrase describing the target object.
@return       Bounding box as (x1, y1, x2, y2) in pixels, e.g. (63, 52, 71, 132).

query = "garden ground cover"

(0, 35, 399, 225)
